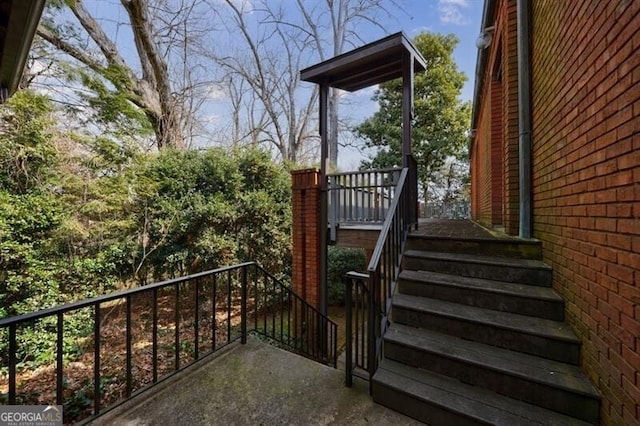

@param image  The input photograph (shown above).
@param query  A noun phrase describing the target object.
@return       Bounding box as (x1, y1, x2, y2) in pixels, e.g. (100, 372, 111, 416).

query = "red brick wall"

(502, 0, 519, 235)
(291, 169, 321, 309)
(471, 92, 493, 226)
(490, 75, 504, 225)
(531, 1, 640, 424)
(472, 0, 519, 231)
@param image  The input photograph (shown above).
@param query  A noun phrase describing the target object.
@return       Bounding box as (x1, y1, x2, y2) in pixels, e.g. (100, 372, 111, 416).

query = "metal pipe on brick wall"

(517, 0, 533, 238)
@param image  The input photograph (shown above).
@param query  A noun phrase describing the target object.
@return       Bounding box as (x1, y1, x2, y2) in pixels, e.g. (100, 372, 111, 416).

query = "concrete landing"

(414, 218, 500, 239)
(90, 336, 422, 426)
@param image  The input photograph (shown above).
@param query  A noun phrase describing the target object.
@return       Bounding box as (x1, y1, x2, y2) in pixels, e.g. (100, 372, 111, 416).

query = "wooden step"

(403, 250, 552, 286)
(398, 270, 564, 321)
(372, 359, 594, 426)
(392, 294, 581, 364)
(384, 324, 600, 423)
(407, 234, 543, 260)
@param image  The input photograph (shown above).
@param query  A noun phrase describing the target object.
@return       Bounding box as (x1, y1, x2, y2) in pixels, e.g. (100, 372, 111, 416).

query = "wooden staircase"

(371, 233, 600, 425)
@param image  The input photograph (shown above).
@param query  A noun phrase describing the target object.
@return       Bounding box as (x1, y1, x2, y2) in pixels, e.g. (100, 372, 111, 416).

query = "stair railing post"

(241, 265, 248, 344)
(345, 273, 353, 387)
(367, 270, 378, 395)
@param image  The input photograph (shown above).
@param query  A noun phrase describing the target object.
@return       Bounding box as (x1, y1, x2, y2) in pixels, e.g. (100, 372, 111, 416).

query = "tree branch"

(36, 26, 107, 76)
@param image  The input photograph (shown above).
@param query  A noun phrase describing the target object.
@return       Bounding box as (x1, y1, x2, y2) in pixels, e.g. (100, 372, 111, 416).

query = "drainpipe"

(517, 0, 532, 238)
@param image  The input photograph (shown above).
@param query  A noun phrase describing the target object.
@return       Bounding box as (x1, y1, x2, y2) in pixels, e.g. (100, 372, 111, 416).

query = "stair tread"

(393, 294, 579, 343)
(385, 323, 599, 398)
(374, 359, 592, 426)
(408, 233, 540, 244)
(399, 269, 563, 302)
(404, 249, 551, 270)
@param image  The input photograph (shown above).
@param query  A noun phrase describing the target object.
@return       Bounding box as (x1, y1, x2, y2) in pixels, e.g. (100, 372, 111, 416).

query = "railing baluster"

(212, 274, 217, 351)
(333, 322, 337, 368)
(345, 275, 353, 387)
(56, 312, 64, 405)
(175, 284, 180, 371)
(253, 265, 258, 332)
(286, 290, 291, 346)
(293, 297, 298, 348)
(126, 295, 132, 396)
(152, 288, 158, 383)
(367, 172, 372, 220)
(354, 284, 360, 368)
(194, 277, 200, 359)
(93, 304, 101, 415)
(263, 269, 268, 334)
(271, 276, 276, 337)
(226, 270, 231, 343)
(8, 323, 16, 404)
(348, 173, 353, 221)
(241, 266, 247, 344)
(279, 280, 284, 342)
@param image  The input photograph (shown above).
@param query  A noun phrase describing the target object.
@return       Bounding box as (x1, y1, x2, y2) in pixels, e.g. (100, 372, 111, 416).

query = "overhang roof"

(0, 0, 46, 101)
(300, 32, 427, 92)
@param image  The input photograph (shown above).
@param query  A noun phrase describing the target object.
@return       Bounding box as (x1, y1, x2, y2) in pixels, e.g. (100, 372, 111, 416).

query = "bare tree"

(209, 0, 399, 165)
(208, 0, 318, 163)
(294, 0, 401, 168)
(35, 0, 212, 149)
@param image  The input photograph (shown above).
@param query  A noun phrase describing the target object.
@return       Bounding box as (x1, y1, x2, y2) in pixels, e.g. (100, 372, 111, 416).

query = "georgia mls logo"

(0, 405, 62, 426)
(43, 405, 61, 419)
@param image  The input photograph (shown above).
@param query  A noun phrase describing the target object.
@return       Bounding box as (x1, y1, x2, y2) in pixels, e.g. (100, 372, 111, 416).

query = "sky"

(388, 0, 484, 101)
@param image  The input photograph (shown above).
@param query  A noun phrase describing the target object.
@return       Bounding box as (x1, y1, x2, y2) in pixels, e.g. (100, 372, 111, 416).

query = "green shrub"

(327, 247, 366, 306)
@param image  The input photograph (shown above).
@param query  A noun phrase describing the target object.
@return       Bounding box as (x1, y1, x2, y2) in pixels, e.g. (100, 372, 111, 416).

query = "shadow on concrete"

(90, 335, 422, 425)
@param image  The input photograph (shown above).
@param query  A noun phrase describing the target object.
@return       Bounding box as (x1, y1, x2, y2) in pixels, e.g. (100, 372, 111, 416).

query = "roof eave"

(1, 0, 46, 100)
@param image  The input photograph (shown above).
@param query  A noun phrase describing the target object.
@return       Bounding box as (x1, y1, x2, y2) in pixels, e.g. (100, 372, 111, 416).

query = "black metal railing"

(327, 169, 402, 239)
(0, 262, 337, 423)
(344, 163, 416, 389)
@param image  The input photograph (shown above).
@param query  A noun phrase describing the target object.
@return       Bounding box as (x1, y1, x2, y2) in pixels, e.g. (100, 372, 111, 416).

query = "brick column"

(291, 169, 321, 309)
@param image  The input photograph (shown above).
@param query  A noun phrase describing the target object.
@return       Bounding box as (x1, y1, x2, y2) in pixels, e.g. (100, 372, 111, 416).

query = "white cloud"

(205, 84, 227, 101)
(438, 0, 470, 25)
(211, 0, 254, 13)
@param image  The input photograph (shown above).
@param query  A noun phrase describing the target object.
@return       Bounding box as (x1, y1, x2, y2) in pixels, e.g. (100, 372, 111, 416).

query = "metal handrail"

(0, 262, 337, 423)
(344, 163, 416, 389)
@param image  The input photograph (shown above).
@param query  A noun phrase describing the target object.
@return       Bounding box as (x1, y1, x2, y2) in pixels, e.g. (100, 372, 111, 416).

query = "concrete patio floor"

(90, 336, 423, 426)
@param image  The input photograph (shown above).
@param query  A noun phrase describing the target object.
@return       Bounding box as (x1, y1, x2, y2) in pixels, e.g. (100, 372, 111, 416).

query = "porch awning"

(300, 32, 426, 92)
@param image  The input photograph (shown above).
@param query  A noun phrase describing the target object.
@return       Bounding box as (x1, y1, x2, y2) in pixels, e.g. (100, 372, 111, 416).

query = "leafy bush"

(128, 147, 292, 282)
(327, 247, 366, 305)
(0, 91, 293, 374)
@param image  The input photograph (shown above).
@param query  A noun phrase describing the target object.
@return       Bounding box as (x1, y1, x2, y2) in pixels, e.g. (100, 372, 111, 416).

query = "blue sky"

(397, 0, 484, 101)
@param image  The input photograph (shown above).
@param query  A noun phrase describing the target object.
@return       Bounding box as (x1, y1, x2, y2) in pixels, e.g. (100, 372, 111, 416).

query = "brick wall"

(471, 1, 506, 230)
(471, 92, 493, 226)
(291, 169, 321, 309)
(502, 0, 520, 235)
(531, 1, 640, 423)
(490, 73, 504, 226)
(472, 0, 519, 231)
